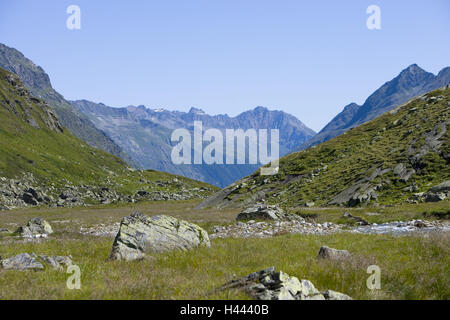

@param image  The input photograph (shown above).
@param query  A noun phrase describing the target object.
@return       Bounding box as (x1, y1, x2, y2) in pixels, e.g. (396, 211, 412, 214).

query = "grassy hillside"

(0, 68, 216, 209)
(199, 87, 449, 208)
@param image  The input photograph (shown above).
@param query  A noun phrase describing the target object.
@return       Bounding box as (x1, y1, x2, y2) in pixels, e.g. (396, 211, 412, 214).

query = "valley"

(0, 199, 448, 299)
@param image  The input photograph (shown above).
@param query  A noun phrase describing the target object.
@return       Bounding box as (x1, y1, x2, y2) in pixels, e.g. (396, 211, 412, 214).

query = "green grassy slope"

(200, 87, 449, 208)
(0, 68, 216, 207)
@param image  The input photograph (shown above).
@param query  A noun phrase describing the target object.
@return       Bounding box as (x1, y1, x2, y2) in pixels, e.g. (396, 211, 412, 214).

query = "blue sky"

(0, 0, 449, 131)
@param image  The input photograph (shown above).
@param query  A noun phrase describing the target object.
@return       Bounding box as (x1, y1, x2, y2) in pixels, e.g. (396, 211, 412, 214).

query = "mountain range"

(297, 64, 450, 150)
(0, 68, 215, 210)
(70, 100, 316, 187)
(1, 42, 448, 191)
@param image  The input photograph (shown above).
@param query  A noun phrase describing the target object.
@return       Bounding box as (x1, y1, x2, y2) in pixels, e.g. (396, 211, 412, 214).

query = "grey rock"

(16, 218, 53, 238)
(0, 253, 44, 270)
(222, 267, 352, 300)
(39, 255, 72, 270)
(341, 212, 369, 225)
(110, 212, 211, 261)
(236, 204, 302, 222)
(323, 290, 353, 300)
(318, 246, 351, 260)
(428, 180, 450, 193)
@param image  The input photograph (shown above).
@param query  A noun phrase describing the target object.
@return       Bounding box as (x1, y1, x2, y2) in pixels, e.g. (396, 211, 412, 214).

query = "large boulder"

(109, 212, 211, 261)
(318, 246, 351, 260)
(221, 267, 352, 300)
(16, 218, 53, 238)
(236, 204, 301, 221)
(424, 181, 449, 202)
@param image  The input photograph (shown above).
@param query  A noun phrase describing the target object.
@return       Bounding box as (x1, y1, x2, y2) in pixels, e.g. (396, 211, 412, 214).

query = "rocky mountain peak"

(188, 107, 206, 114)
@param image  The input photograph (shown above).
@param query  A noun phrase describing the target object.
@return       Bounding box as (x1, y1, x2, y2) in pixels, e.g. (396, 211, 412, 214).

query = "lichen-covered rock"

(109, 212, 211, 261)
(16, 218, 53, 238)
(39, 255, 72, 270)
(0, 253, 72, 271)
(318, 246, 351, 260)
(323, 290, 353, 300)
(221, 267, 351, 300)
(0, 253, 44, 270)
(236, 204, 302, 222)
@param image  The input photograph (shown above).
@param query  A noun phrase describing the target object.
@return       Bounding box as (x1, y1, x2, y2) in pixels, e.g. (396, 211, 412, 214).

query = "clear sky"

(0, 0, 449, 131)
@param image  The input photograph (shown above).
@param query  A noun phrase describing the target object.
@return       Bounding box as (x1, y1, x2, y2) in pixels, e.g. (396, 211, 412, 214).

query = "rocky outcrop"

(109, 212, 211, 261)
(317, 246, 351, 260)
(16, 218, 53, 238)
(0, 173, 214, 211)
(221, 267, 352, 300)
(236, 204, 301, 221)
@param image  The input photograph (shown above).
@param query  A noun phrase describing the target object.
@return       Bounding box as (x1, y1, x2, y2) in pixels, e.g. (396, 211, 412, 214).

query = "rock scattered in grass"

(16, 218, 53, 238)
(236, 204, 303, 221)
(0, 253, 73, 271)
(221, 267, 352, 300)
(317, 246, 351, 260)
(341, 212, 369, 225)
(0, 253, 43, 270)
(109, 212, 211, 261)
(39, 255, 73, 270)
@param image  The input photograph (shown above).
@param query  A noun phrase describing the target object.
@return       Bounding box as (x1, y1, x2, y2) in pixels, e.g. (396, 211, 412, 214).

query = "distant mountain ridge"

(0, 43, 135, 166)
(297, 64, 450, 151)
(71, 100, 316, 187)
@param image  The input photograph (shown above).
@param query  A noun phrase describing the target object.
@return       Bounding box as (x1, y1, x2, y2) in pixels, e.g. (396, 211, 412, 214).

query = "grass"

(0, 232, 448, 300)
(0, 200, 449, 300)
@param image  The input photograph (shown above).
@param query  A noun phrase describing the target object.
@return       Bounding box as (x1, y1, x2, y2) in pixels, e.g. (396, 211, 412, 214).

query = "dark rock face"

(110, 212, 211, 261)
(221, 267, 352, 300)
(297, 64, 450, 151)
